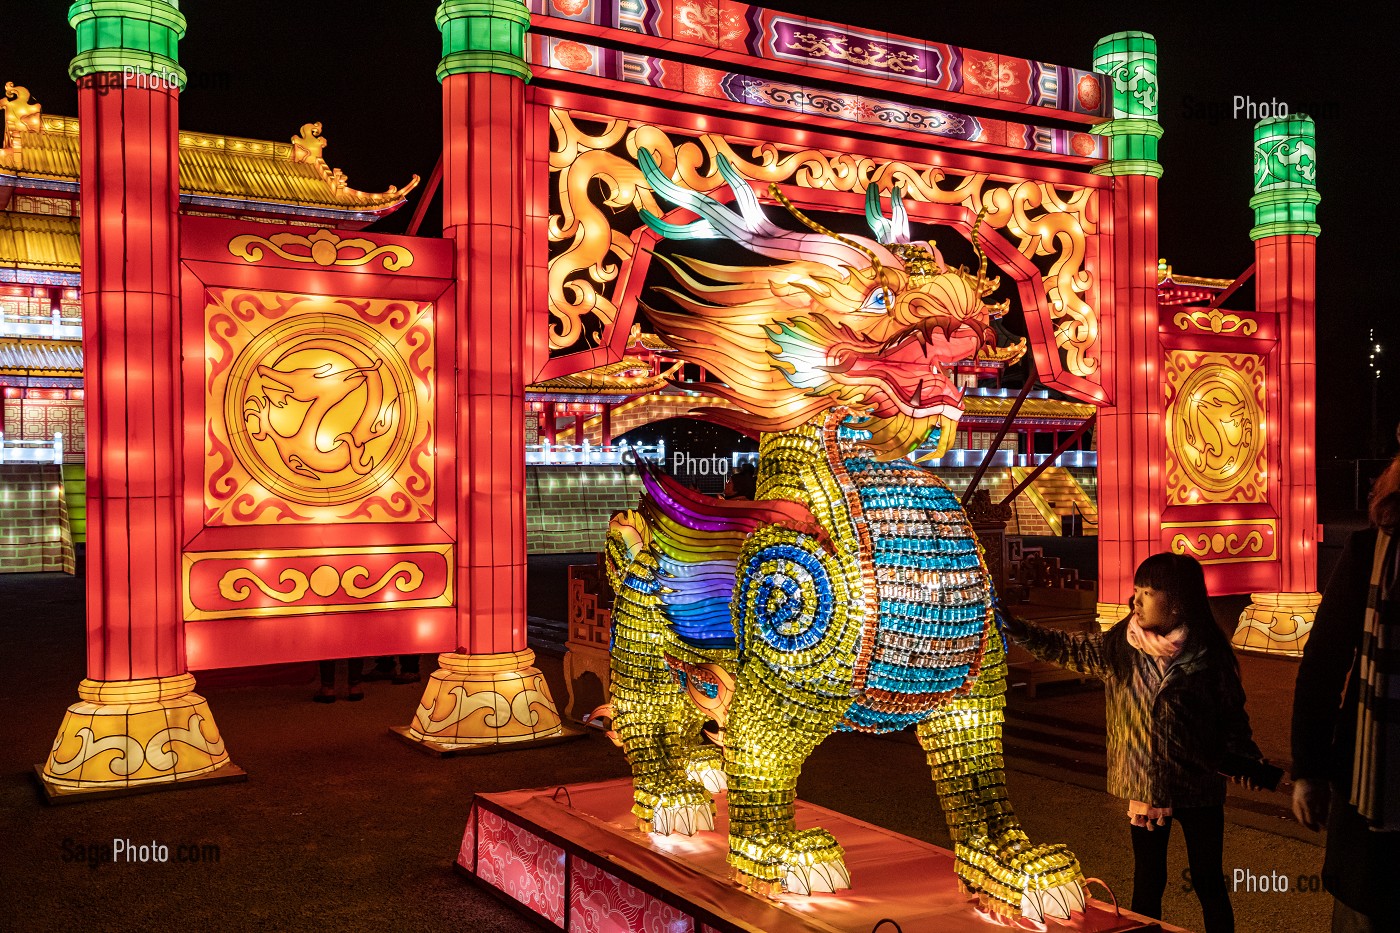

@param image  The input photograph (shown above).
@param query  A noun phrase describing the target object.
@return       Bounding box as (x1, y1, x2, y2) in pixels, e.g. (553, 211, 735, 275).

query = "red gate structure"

(40, 0, 1318, 797)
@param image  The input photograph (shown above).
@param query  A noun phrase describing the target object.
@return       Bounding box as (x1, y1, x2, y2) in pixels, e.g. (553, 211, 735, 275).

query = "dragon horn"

(865, 184, 891, 242)
(890, 187, 910, 244)
(637, 147, 723, 240)
(638, 147, 890, 271)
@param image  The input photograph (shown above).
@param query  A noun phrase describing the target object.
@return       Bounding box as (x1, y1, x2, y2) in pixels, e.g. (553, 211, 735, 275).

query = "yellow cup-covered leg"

(43, 673, 232, 795)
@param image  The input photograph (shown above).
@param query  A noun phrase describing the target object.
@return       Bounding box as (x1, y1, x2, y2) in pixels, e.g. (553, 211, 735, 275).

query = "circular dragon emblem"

(1170, 364, 1261, 497)
(226, 315, 416, 506)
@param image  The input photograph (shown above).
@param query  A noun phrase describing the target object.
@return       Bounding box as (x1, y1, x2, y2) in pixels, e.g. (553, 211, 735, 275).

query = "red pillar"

(78, 76, 185, 682)
(1234, 114, 1321, 653)
(1089, 32, 1164, 626)
(443, 69, 528, 657)
(405, 0, 564, 748)
(1095, 173, 1162, 624)
(543, 402, 558, 444)
(600, 405, 613, 447)
(1264, 235, 1317, 596)
(43, 1, 234, 795)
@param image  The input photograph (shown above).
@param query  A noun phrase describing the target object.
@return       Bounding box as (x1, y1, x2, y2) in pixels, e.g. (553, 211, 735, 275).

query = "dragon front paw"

(730, 828, 850, 896)
(956, 835, 1085, 925)
(685, 747, 727, 794)
(633, 778, 715, 836)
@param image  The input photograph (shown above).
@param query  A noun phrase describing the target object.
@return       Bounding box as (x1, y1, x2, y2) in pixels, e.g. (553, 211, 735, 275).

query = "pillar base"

(404, 649, 565, 751)
(1096, 601, 1130, 632)
(1233, 592, 1320, 656)
(40, 673, 234, 797)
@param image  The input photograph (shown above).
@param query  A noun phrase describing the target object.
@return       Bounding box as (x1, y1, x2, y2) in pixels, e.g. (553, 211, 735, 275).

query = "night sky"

(3, 1, 1389, 461)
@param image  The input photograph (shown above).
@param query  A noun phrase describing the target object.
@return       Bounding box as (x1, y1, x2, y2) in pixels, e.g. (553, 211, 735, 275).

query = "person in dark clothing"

(315, 657, 365, 702)
(1291, 455, 1400, 932)
(1003, 552, 1267, 933)
(365, 655, 422, 684)
(722, 461, 757, 500)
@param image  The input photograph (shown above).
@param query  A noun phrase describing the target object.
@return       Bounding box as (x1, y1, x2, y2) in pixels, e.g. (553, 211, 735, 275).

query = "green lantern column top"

(68, 0, 187, 89)
(1251, 114, 1319, 240)
(436, 0, 531, 84)
(1090, 31, 1162, 178)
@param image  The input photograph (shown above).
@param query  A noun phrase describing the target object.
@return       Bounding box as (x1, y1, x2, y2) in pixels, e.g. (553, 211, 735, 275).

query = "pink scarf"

(1126, 616, 1188, 668)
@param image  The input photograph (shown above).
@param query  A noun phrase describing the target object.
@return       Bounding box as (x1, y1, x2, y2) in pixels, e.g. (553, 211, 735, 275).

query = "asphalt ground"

(0, 560, 1331, 933)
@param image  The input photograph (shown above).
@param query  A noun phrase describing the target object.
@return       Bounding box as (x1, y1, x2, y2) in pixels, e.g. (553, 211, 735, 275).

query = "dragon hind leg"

(610, 562, 716, 836)
(917, 626, 1086, 924)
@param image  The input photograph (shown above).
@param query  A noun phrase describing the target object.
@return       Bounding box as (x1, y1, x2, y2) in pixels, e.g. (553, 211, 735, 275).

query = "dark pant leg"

(399, 653, 419, 675)
(319, 659, 336, 689)
(347, 658, 363, 689)
(1130, 817, 1172, 919)
(1177, 806, 1233, 933)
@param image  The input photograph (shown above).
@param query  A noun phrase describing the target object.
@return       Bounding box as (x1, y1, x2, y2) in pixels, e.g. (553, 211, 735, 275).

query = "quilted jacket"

(1007, 615, 1262, 808)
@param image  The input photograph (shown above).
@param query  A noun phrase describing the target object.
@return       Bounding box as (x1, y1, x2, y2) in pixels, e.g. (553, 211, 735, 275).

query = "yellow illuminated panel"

(202, 287, 435, 525)
(1163, 350, 1266, 505)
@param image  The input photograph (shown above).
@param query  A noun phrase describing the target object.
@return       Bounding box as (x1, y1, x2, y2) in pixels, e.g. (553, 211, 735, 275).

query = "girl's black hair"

(1132, 552, 1238, 672)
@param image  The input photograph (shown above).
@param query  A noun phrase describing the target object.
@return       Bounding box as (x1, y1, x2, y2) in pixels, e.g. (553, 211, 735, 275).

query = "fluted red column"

(1090, 32, 1164, 626)
(403, 0, 564, 749)
(43, 1, 233, 795)
(443, 69, 529, 655)
(78, 75, 185, 682)
(1234, 114, 1321, 654)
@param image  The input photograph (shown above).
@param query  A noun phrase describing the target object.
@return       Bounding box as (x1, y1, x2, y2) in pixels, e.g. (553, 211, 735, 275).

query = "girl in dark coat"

(1004, 552, 1266, 933)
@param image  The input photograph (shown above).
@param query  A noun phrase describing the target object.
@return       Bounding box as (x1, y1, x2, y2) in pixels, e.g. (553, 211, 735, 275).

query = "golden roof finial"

(291, 122, 328, 165)
(3, 83, 43, 147)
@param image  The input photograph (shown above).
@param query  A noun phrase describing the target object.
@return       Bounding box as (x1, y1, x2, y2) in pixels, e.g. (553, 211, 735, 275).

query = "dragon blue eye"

(860, 290, 888, 312)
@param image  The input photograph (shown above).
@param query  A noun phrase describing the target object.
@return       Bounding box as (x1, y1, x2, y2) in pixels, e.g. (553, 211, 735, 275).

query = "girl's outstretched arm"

(1003, 612, 1114, 679)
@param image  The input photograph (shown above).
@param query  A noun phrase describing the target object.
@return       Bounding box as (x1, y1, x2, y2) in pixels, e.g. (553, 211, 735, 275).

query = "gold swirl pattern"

(202, 288, 436, 527)
(219, 569, 309, 603)
(1172, 530, 1263, 558)
(1163, 351, 1267, 505)
(1172, 308, 1258, 335)
(342, 561, 424, 598)
(216, 560, 426, 604)
(43, 675, 231, 790)
(229, 228, 413, 271)
(1165, 519, 1276, 565)
(547, 111, 1099, 377)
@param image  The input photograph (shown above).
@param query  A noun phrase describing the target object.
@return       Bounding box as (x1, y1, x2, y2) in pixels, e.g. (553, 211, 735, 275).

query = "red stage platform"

(456, 778, 1184, 933)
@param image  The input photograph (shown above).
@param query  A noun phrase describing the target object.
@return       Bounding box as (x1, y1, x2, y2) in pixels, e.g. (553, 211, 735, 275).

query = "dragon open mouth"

(826, 323, 981, 418)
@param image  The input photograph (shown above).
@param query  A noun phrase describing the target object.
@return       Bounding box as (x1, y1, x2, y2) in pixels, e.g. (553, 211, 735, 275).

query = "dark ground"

(0, 553, 1333, 933)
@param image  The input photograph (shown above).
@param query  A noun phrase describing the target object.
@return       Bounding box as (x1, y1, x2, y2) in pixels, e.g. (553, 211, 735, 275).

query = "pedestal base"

(403, 649, 565, 750)
(1233, 592, 1320, 655)
(40, 673, 235, 798)
(457, 779, 1182, 932)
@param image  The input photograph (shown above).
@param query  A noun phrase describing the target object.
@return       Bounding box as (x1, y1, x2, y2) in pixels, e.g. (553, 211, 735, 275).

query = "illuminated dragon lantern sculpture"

(602, 149, 1086, 925)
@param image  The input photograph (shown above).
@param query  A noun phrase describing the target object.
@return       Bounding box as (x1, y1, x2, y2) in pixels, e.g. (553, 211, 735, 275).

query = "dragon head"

(637, 149, 1007, 461)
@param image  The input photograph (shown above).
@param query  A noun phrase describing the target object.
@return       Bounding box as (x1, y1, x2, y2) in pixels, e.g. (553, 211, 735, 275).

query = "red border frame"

(177, 216, 459, 668)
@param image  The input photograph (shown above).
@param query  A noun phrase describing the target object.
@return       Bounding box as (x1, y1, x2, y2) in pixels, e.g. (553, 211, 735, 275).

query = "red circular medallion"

(1077, 74, 1102, 111)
